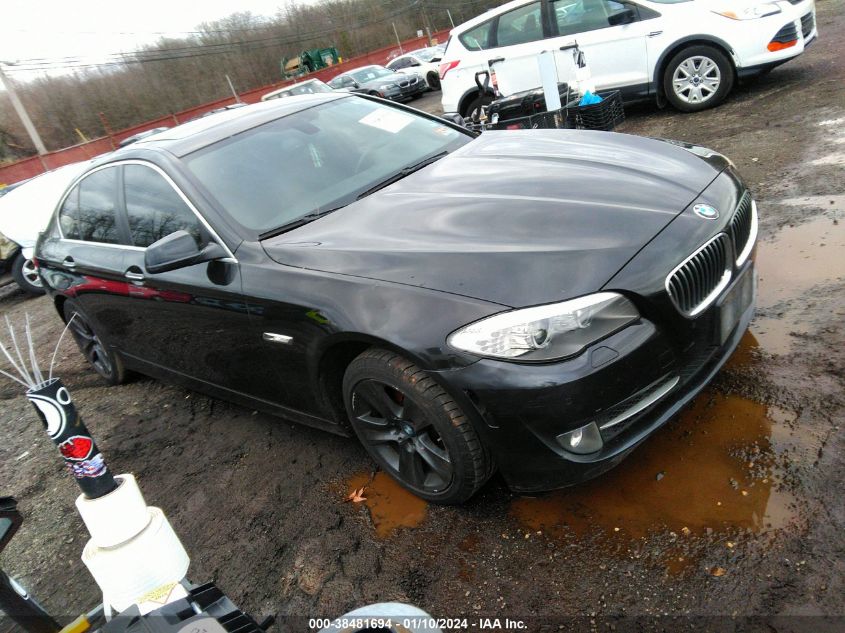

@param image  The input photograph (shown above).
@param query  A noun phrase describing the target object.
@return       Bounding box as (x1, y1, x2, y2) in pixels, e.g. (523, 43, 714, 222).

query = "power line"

(4, 1, 424, 73)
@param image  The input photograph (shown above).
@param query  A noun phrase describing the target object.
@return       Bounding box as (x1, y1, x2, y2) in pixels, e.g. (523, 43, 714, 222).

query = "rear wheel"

(462, 92, 494, 121)
(663, 45, 733, 112)
(343, 348, 492, 504)
(62, 300, 127, 385)
(426, 71, 441, 90)
(11, 252, 45, 296)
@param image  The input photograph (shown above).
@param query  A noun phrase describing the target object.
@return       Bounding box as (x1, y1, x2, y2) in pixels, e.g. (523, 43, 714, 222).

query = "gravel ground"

(1, 2, 844, 630)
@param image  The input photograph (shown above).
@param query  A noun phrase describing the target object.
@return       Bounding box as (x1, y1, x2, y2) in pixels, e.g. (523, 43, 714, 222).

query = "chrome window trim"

(735, 199, 758, 267)
(55, 159, 238, 263)
(664, 232, 732, 319)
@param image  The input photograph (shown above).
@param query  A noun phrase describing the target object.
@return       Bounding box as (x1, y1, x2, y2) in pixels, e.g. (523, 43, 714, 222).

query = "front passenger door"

(550, 0, 656, 98)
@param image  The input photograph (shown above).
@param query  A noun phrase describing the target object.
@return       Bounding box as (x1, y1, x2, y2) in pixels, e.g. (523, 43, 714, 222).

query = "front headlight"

(447, 292, 639, 362)
(713, 2, 781, 19)
(380, 83, 396, 90)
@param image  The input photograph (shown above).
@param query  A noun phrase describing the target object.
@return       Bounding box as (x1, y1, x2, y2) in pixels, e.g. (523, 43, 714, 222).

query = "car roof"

(452, 0, 532, 32)
(114, 93, 348, 158)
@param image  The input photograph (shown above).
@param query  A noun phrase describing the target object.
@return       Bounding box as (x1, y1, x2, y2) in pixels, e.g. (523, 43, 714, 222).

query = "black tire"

(426, 71, 441, 90)
(343, 348, 492, 504)
(62, 300, 127, 385)
(11, 252, 45, 296)
(663, 45, 734, 112)
(462, 92, 494, 121)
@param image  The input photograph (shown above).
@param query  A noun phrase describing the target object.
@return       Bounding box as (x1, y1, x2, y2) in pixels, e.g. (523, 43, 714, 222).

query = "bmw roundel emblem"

(693, 204, 719, 220)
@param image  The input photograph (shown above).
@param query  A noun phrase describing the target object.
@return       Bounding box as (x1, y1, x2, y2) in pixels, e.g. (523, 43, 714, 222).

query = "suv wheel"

(463, 92, 494, 121)
(11, 253, 45, 296)
(426, 71, 441, 90)
(663, 45, 734, 112)
(343, 348, 493, 504)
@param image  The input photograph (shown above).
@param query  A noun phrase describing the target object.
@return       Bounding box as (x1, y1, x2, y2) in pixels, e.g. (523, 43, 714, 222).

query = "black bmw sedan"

(35, 93, 757, 503)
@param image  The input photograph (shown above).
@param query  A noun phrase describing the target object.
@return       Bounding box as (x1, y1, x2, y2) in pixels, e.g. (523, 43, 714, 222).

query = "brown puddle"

(347, 471, 427, 538)
(753, 213, 845, 354)
(511, 392, 797, 540)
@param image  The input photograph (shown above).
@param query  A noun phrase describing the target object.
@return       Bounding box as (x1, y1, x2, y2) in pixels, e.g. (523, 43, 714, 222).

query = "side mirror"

(351, 80, 361, 89)
(608, 7, 636, 25)
(0, 497, 22, 554)
(409, 60, 422, 67)
(145, 230, 227, 274)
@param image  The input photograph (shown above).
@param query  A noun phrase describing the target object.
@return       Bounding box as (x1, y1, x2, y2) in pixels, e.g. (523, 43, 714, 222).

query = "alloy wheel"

(672, 56, 721, 105)
(350, 379, 453, 492)
(20, 258, 42, 289)
(67, 312, 114, 378)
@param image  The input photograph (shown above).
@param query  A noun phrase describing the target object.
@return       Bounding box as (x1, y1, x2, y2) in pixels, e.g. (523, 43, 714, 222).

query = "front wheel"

(63, 300, 127, 385)
(663, 45, 734, 112)
(343, 348, 493, 504)
(11, 252, 45, 296)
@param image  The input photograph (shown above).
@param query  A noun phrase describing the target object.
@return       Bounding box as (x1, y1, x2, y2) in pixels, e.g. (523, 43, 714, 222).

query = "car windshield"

(350, 67, 393, 83)
(414, 48, 439, 62)
(184, 97, 470, 236)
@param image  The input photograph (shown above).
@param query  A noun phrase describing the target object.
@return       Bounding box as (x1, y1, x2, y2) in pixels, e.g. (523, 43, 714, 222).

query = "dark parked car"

(327, 65, 426, 101)
(36, 94, 757, 503)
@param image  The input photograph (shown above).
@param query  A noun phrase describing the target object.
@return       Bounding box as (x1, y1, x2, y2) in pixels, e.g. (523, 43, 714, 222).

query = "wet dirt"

(346, 471, 427, 538)
(510, 392, 799, 540)
(1, 1, 844, 626)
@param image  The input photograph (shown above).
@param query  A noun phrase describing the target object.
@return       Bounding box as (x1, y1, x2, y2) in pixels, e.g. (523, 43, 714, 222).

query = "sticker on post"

(359, 108, 414, 133)
(66, 453, 107, 478)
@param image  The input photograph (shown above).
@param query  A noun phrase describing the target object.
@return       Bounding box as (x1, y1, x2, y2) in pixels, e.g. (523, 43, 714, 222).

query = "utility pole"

(447, 9, 456, 28)
(0, 62, 48, 156)
(226, 74, 242, 103)
(392, 23, 404, 54)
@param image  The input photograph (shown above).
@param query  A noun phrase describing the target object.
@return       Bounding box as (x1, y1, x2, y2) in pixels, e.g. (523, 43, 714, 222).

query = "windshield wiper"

(356, 151, 448, 200)
(259, 206, 345, 240)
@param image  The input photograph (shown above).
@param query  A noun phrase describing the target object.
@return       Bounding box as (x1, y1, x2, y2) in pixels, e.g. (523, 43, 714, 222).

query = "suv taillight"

(439, 60, 460, 80)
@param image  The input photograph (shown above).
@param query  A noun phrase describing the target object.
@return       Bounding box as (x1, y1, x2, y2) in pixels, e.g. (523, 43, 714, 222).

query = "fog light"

(557, 422, 603, 455)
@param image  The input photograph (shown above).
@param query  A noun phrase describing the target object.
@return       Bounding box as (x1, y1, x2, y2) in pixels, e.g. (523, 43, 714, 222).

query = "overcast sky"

(1, 0, 293, 80)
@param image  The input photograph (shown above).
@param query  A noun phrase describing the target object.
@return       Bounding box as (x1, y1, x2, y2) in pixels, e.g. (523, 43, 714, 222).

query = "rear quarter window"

(459, 21, 494, 51)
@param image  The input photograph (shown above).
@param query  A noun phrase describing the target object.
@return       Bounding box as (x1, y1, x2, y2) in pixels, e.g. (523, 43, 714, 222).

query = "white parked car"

(439, 0, 818, 118)
(0, 162, 89, 295)
(261, 79, 335, 101)
(386, 46, 445, 90)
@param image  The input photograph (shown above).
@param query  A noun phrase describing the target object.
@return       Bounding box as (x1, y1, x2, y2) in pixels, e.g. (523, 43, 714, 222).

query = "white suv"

(439, 0, 817, 117)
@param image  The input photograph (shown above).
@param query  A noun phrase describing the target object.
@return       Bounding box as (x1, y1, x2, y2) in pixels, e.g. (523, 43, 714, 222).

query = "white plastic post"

(537, 51, 562, 112)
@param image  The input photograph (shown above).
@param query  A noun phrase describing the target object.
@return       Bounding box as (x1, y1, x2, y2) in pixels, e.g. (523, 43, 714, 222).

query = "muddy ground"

(1, 2, 844, 631)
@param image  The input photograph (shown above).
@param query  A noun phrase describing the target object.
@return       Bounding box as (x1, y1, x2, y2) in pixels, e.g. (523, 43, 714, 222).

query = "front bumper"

(434, 259, 756, 493)
(731, 1, 817, 70)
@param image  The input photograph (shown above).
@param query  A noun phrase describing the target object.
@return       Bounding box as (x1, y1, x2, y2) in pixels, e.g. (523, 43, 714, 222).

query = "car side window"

(59, 167, 121, 244)
(552, 0, 637, 37)
(123, 164, 203, 248)
(459, 21, 494, 51)
(496, 2, 544, 47)
(388, 58, 408, 70)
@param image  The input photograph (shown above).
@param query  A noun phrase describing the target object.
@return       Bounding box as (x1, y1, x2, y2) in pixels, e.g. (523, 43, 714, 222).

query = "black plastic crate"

(487, 83, 570, 122)
(568, 90, 625, 131)
(488, 107, 572, 130)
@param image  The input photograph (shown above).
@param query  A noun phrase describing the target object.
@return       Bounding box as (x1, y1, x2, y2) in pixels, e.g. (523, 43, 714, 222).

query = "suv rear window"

(459, 21, 494, 50)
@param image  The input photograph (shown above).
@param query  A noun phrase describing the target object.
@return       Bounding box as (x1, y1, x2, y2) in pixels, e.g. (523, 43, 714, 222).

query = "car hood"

(364, 72, 412, 86)
(262, 130, 729, 307)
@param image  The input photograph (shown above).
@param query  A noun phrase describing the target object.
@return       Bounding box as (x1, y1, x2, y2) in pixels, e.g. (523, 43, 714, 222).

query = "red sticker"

(59, 436, 94, 461)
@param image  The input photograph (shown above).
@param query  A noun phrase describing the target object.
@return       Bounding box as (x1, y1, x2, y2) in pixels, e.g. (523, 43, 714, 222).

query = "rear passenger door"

(48, 165, 133, 340)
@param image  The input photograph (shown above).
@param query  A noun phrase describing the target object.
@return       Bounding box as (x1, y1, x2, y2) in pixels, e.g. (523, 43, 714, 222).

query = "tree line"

(0, 0, 506, 163)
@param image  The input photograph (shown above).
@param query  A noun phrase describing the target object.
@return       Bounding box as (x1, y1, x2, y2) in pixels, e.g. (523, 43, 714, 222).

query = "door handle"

(647, 31, 663, 37)
(124, 269, 145, 282)
(62, 257, 76, 268)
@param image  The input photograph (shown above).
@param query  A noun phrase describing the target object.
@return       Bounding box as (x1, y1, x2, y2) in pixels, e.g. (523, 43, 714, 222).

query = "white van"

(439, 0, 817, 117)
